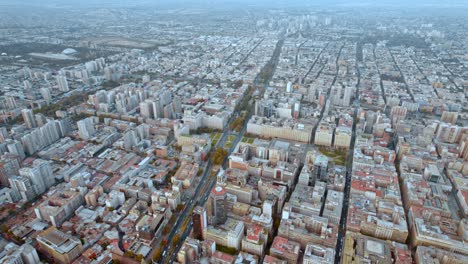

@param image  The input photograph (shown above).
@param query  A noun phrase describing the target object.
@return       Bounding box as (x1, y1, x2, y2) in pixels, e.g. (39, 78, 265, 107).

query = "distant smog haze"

(1, 0, 468, 8)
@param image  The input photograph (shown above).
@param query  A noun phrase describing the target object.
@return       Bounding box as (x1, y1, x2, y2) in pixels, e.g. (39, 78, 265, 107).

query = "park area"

(210, 132, 222, 147)
(318, 147, 347, 166)
(225, 135, 237, 149)
(241, 137, 255, 144)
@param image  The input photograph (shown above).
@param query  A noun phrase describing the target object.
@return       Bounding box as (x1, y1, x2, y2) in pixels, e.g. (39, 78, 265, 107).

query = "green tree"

(212, 147, 228, 165)
(135, 254, 144, 262)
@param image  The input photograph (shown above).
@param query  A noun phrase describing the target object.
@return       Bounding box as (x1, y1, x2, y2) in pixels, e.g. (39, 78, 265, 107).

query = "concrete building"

(269, 236, 300, 264)
(315, 122, 335, 147)
(303, 243, 335, 264)
(77, 117, 95, 140)
(35, 190, 84, 227)
(334, 126, 352, 149)
(37, 227, 83, 264)
(0, 243, 40, 264)
(22, 109, 36, 129)
(193, 206, 207, 240)
(56, 75, 69, 92)
(241, 224, 267, 257)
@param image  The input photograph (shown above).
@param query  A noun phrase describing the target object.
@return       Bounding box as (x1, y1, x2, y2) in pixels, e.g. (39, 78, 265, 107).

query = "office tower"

(40, 87, 52, 103)
(56, 75, 69, 92)
(22, 109, 37, 129)
(77, 117, 95, 140)
(314, 155, 328, 182)
(193, 206, 207, 240)
(7, 140, 26, 160)
(207, 186, 227, 225)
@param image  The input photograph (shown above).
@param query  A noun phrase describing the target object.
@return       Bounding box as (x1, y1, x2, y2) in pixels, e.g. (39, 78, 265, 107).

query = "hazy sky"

(1, 0, 467, 9)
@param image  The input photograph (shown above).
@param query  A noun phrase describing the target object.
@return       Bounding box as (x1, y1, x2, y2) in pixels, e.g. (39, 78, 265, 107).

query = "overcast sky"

(1, 0, 467, 9)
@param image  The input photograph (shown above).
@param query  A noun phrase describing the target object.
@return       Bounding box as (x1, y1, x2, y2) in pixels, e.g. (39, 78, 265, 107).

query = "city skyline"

(0, 2, 467, 264)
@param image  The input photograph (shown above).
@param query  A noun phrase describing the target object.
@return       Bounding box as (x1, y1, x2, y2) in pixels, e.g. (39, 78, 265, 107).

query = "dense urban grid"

(0, 2, 467, 264)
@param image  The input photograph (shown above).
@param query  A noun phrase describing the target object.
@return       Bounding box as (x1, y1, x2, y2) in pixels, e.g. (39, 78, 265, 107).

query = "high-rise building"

(40, 87, 52, 103)
(9, 176, 36, 202)
(7, 140, 26, 160)
(152, 99, 163, 119)
(172, 96, 183, 118)
(207, 186, 227, 225)
(23, 80, 32, 89)
(77, 117, 95, 140)
(22, 109, 36, 129)
(314, 155, 328, 182)
(0, 243, 40, 264)
(33, 159, 55, 188)
(0, 127, 8, 143)
(104, 67, 113, 81)
(193, 206, 207, 240)
(19, 167, 46, 196)
(9, 159, 55, 201)
(286, 82, 292, 93)
(139, 101, 154, 119)
(0, 154, 20, 187)
(123, 129, 140, 150)
(56, 75, 69, 92)
(20, 120, 64, 155)
(35, 113, 47, 127)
